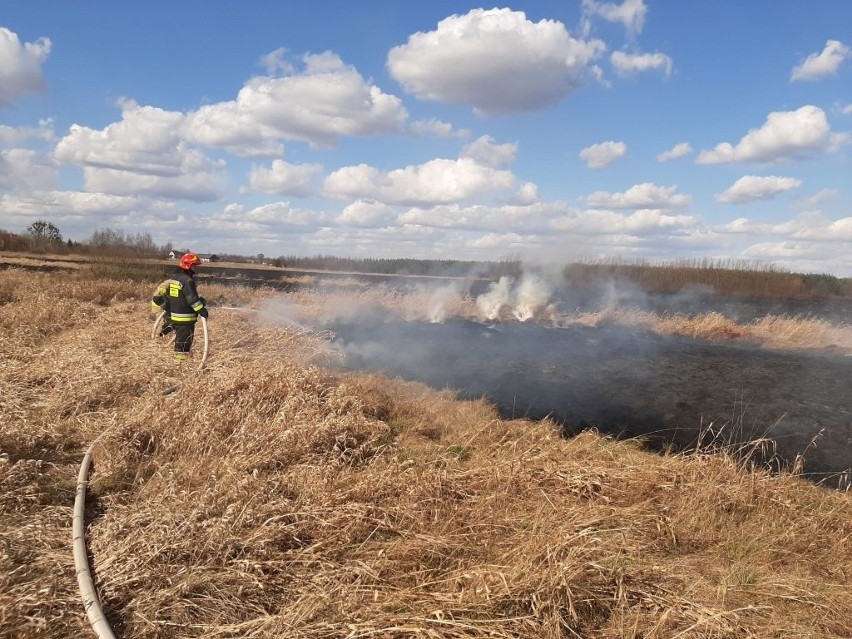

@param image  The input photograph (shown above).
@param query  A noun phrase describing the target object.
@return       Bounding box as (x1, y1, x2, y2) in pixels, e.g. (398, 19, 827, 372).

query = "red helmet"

(179, 253, 202, 270)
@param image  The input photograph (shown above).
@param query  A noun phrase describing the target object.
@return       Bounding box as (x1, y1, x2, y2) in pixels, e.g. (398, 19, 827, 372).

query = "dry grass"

(0, 253, 84, 271)
(551, 309, 852, 353)
(1, 269, 851, 638)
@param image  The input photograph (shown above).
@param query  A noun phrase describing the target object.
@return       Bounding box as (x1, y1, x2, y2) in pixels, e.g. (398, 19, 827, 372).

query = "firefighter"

(168, 253, 208, 361)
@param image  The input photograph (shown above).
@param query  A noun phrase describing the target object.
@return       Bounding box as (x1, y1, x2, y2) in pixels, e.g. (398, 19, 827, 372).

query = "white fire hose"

(73, 434, 116, 639)
(152, 310, 209, 370)
(150, 310, 167, 340)
(198, 315, 209, 369)
(73, 310, 211, 634)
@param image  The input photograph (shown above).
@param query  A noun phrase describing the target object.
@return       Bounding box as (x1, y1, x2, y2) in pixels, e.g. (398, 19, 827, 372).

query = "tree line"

(4, 220, 849, 299)
(272, 254, 523, 278)
(0, 220, 172, 258)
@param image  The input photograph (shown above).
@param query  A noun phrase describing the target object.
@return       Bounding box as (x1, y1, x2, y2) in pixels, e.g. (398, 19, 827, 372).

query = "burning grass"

(1, 269, 851, 638)
(289, 283, 852, 355)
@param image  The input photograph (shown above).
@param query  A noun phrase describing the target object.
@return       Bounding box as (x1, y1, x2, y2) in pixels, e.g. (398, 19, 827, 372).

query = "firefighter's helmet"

(179, 253, 202, 270)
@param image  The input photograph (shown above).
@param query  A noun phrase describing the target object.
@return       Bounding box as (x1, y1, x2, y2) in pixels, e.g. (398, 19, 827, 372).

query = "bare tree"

(87, 228, 161, 257)
(27, 220, 63, 250)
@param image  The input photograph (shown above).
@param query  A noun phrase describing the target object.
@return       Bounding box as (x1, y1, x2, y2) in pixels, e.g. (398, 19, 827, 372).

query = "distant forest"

(273, 254, 522, 279)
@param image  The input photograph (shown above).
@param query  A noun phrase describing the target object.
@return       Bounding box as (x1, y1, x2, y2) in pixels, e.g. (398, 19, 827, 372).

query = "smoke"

(252, 262, 652, 330)
(473, 269, 557, 322)
(426, 281, 464, 323)
(512, 272, 554, 321)
(600, 279, 624, 312)
(476, 276, 514, 321)
(251, 262, 723, 334)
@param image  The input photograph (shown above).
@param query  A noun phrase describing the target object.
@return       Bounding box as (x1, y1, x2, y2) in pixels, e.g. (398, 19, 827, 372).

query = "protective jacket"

(151, 279, 170, 312)
(167, 269, 206, 323)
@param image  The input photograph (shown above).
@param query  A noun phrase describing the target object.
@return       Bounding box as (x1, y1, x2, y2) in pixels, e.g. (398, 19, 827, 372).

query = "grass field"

(1, 265, 851, 638)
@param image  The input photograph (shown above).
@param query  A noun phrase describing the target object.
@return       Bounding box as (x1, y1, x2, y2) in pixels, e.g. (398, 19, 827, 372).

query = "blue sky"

(1, 1, 851, 274)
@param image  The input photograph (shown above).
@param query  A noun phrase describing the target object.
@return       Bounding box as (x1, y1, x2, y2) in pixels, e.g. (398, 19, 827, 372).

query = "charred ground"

(326, 317, 852, 484)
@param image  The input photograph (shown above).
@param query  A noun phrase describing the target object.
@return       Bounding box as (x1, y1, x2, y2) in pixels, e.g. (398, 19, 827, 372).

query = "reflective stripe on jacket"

(168, 270, 205, 323)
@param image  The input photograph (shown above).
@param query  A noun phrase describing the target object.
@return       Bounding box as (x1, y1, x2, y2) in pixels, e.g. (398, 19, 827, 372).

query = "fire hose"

(73, 312, 212, 635)
(73, 433, 116, 639)
(152, 310, 209, 370)
(199, 315, 209, 370)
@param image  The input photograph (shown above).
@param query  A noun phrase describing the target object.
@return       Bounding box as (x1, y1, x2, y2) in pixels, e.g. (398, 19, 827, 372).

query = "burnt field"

(3, 253, 850, 481)
(198, 263, 852, 483)
(325, 316, 852, 484)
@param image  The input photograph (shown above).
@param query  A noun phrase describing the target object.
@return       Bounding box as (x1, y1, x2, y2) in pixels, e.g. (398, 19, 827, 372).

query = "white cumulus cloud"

(182, 100, 283, 158)
(657, 142, 692, 162)
(410, 118, 470, 138)
(246, 159, 323, 197)
(582, 0, 648, 36)
(461, 135, 517, 168)
(0, 191, 149, 225)
(0, 149, 56, 192)
(56, 101, 190, 175)
(184, 51, 408, 151)
(791, 40, 850, 81)
(83, 166, 226, 202)
(470, 232, 529, 249)
(54, 101, 226, 201)
(696, 105, 846, 164)
(0, 120, 54, 146)
(580, 140, 627, 168)
(611, 51, 672, 76)
(586, 182, 691, 210)
(387, 8, 606, 115)
(716, 175, 802, 204)
(258, 47, 294, 75)
(512, 182, 540, 205)
(398, 201, 557, 233)
(303, 224, 442, 256)
(0, 27, 51, 106)
(217, 201, 325, 227)
(551, 208, 697, 235)
(336, 200, 397, 227)
(323, 157, 518, 206)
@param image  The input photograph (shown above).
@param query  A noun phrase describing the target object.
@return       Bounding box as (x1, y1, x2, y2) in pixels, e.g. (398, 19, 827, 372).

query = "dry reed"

(1, 269, 850, 638)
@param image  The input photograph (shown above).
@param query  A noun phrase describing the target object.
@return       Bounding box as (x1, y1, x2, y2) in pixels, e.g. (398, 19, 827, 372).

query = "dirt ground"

(326, 317, 852, 487)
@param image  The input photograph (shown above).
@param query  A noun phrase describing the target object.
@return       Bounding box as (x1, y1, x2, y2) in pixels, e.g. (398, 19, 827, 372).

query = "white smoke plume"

(427, 282, 464, 323)
(513, 272, 554, 321)
(474, 270, 556, 322)
(476, 276, 514, 321)
(600, 278, 623, 312)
